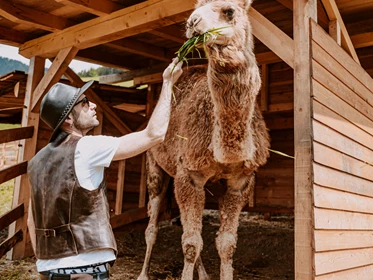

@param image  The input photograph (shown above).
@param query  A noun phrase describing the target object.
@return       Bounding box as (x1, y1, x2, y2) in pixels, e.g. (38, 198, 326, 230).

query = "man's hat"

(40, 80, 94, 142)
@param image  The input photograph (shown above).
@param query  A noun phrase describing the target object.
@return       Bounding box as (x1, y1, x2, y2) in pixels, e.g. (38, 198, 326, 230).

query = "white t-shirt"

(36, 135, 121, 272)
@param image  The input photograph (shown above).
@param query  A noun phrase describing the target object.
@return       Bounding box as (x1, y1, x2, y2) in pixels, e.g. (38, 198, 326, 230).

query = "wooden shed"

(1, 0, 373, 278)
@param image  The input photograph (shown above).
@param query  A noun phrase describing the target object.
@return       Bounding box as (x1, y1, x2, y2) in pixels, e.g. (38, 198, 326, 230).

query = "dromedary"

(138, 0, 270, 279)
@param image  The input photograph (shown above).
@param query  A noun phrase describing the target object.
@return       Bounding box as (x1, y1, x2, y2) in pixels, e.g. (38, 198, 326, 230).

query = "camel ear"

(242, 0, 254, 10)
(195, 0, 212, 8)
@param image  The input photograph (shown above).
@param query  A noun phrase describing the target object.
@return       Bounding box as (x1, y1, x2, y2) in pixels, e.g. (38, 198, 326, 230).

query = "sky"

(0, 44, 102, 72)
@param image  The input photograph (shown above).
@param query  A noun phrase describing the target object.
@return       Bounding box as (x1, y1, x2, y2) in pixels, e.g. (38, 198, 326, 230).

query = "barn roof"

(0, 0, 372, 81)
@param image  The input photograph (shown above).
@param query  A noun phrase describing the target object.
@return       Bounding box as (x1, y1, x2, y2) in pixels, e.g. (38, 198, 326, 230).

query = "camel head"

(186, 0, 253, 46)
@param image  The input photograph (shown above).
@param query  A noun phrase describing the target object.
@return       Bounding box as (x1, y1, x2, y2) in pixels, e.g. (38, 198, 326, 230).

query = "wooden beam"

(320, 0, 360, 65)
(110, 207, 149, 229)
(56, 0, 124, 16)
(294, 0, 316, 279)
(76, 48, 137, 70)
(134, 73, 163, 86)
(351, 32, 373, 49)
(0, 107, 23, 115)
(107, 38, 174, 62)
(19, 0, 194, 58)
(256, 51, 282, 65)
(0, 204, 24, 232)
(149, 25, 186, 44)
(0, 161, 27, 185)
(249, 8, 294, 69)
(31, 47, 79, 112)
(8, 56, 45, 260)
(0, 230, 23, 258)
(64, 67, 133, 135)
(0, 1, 74, 32)
(99, 62, 169, 84)
(115, 160, 126, 215)
(0, 127, 34, 145)
(0, 27, 28, 47)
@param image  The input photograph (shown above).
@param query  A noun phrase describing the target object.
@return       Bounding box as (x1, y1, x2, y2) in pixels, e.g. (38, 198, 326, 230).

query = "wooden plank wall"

(311, 20, 373, 279)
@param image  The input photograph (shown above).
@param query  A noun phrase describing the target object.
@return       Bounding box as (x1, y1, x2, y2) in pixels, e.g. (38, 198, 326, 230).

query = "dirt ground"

(0, 210, 294, 280)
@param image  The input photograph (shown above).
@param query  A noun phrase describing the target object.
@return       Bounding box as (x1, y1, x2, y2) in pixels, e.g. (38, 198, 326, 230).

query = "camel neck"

(207, 48, 261, 163)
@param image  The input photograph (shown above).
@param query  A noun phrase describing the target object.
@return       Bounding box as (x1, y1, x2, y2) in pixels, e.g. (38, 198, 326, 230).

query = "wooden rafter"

(76, 48, 138, 70)
(56, 0, 124, 16)
(351, 32, 373, 49)
(149, 25, 186, 44)
(320, 0, 360, 65)
(99, 62, 169, 84)
(19, 0, 194, 58)
(0, 1, 74, 32)
(31, 47, 79, 112)
(0, 27, 29, 47)
(107, 38, 174, 62)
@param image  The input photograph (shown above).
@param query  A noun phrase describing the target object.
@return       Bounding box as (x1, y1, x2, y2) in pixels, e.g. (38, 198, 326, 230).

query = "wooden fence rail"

(0, 126, 34, 257)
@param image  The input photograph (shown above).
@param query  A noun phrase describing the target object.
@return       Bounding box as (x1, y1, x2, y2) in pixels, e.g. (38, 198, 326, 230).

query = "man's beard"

(72, 110, 99, 132)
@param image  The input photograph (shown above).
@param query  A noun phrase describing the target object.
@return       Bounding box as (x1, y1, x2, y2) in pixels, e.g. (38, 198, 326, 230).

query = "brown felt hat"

(40, 80, 94, 142)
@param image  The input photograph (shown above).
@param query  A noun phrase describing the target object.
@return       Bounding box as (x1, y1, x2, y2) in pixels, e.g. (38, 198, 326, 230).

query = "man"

(27, 59, 183, 280)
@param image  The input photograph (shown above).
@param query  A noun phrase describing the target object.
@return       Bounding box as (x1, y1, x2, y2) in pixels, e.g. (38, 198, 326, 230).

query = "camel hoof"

(185, 244, 197, 262)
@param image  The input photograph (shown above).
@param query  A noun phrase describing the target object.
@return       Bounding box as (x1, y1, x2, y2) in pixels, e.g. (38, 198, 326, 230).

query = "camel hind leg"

(216, 173, 255, 280)
(137, 150, 170, 280)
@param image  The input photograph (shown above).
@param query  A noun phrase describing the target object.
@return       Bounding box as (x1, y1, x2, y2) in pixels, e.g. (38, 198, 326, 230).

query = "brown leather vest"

(27, 135, 117, 260)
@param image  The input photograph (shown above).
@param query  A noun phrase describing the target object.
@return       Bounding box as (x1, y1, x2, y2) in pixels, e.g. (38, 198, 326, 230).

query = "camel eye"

(224, 8, 235, 19)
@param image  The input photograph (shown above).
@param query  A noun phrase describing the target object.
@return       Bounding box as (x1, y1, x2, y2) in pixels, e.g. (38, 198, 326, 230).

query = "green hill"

(0, 56, 29, 75)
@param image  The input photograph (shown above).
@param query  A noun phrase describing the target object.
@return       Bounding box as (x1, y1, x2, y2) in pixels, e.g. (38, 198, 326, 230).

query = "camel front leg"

(216, 173, 255, 280)
(138, 151, 170, 280)
(174, 172, 207, 280)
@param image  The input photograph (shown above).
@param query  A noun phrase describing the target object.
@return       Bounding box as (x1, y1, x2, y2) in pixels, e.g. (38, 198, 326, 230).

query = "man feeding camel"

(27, 59, 183, 280)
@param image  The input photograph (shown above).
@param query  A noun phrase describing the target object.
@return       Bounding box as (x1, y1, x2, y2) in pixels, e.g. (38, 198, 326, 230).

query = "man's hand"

(163, 58, 183, 85)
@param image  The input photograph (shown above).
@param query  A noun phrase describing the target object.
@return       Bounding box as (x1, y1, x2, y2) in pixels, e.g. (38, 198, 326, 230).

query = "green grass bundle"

(175, 27, 229, 63)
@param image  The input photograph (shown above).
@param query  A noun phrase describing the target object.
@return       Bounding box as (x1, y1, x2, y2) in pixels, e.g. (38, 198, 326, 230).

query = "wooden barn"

(0, 0, 373, 279)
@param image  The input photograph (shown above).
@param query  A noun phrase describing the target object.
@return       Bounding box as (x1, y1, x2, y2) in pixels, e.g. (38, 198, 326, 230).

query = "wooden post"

(260, 64, 269, 112)
(329, 20, 341, 45)
(138, 153, 147, 208)
(294, 0, 316, 279)
(7, 56, 45, 260)
(115, 160, 126, 215)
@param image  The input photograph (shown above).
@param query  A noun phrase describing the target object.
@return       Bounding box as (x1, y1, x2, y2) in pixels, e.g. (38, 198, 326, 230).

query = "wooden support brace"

(249, 8, 294, 69)
(31, 47, 79, 112)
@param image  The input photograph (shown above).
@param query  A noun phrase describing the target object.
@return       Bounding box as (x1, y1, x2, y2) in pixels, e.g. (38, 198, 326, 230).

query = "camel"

(137, 0, 270, 279)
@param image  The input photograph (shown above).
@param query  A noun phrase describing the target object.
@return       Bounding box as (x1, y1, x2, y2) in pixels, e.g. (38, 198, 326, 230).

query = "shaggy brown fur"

(138, 0, 270, 279)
